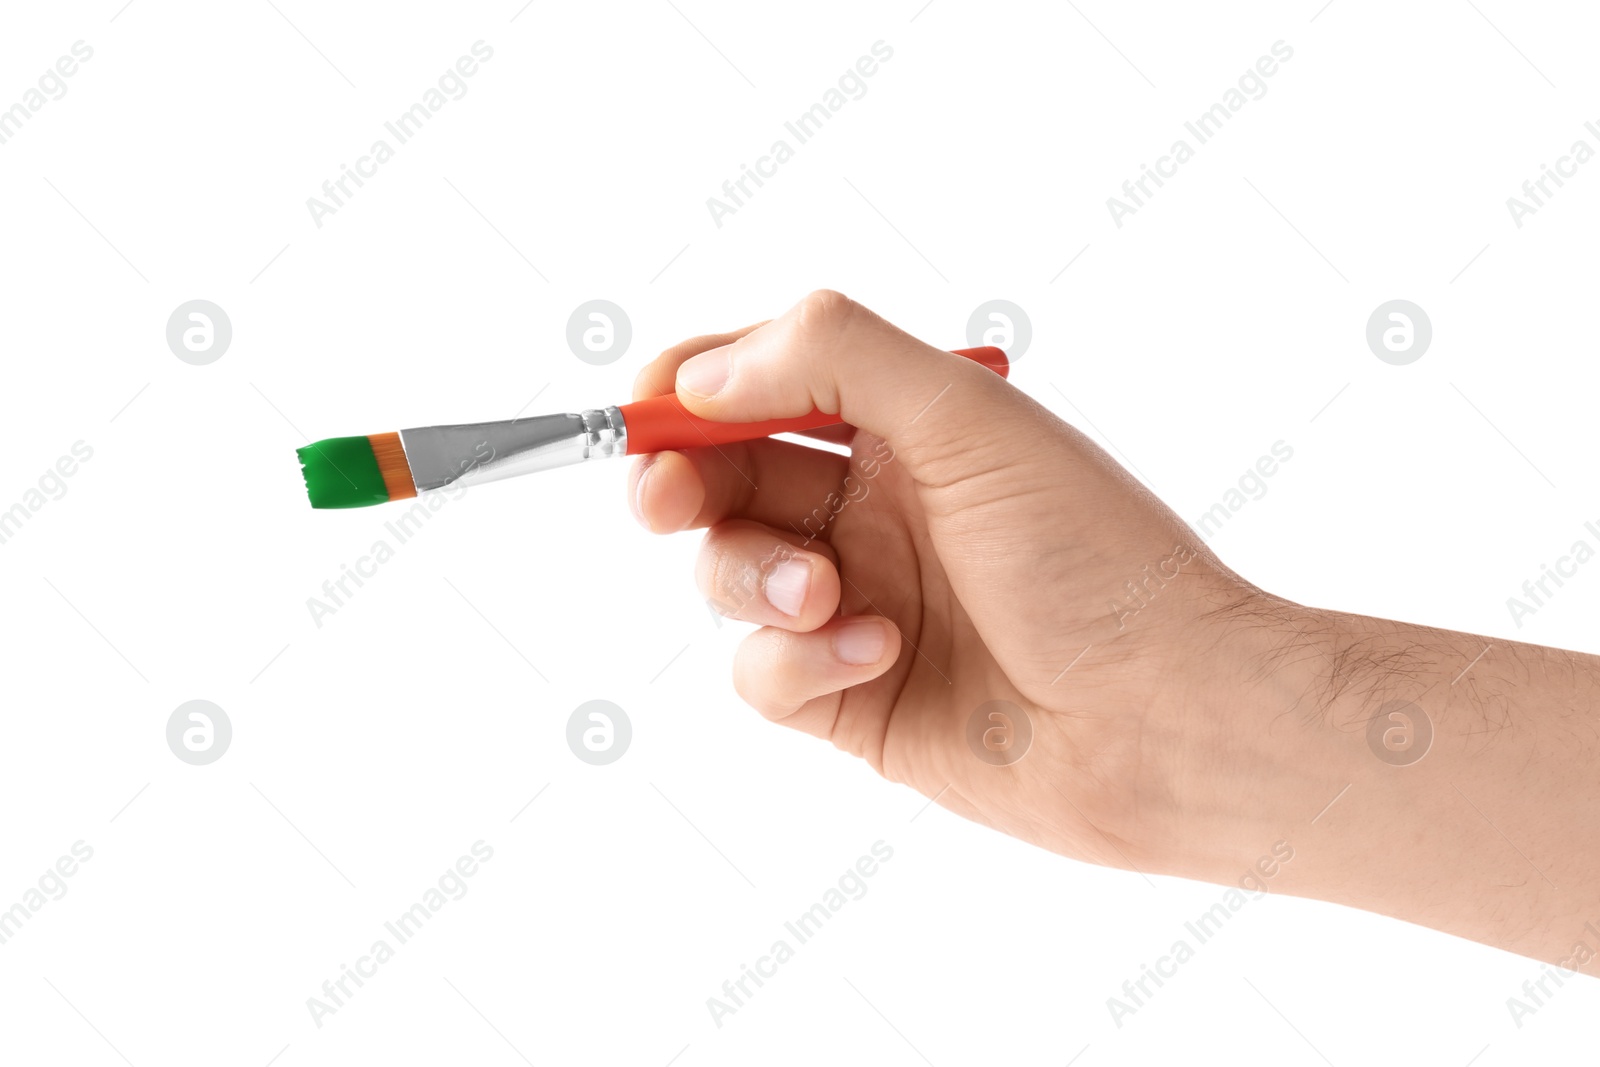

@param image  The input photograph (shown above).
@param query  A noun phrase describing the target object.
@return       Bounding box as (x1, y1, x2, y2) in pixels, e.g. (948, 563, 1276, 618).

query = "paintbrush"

(295, 346, 1008, 508)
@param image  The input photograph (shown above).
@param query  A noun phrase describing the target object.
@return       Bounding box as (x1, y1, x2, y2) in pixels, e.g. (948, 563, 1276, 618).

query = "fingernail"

(764, 558, 810, 617)
(833, 618, 886, 665)
(631, 455, 658, 530)
(677, 352, 730, 398)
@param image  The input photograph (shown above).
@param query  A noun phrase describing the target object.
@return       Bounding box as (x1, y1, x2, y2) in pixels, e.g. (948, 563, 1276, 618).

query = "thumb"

(672, 290, 1028, 487)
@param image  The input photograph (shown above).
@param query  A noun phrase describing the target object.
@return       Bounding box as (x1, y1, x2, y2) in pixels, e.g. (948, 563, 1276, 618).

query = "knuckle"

(795, 289, 858, 339)
(789, 290, 860, 414)
(731, 667, 766, 714)
(734, 631, 802, 721)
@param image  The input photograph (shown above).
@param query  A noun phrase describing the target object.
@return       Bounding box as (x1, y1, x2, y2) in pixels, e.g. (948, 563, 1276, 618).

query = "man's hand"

(627, 290, 1600, 973)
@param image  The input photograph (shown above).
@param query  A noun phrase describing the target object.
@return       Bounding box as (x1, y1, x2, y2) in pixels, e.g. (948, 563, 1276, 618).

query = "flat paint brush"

(296, 346, 1009, 509)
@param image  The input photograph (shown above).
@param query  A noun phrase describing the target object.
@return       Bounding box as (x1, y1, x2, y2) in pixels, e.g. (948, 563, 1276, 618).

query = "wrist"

(1139, 591, 1368, 889)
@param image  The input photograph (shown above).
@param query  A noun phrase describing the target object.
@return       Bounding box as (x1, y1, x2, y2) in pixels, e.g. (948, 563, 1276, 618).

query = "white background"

(2, 0, 1597, 1063)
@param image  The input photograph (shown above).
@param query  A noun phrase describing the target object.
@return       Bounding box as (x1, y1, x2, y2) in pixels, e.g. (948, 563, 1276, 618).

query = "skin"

(629, 290, 1600, 974)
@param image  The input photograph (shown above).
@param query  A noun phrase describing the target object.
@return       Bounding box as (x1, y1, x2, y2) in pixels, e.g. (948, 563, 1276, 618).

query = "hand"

(627, 291, 1300, 882)
(629, 291, 1600, 972)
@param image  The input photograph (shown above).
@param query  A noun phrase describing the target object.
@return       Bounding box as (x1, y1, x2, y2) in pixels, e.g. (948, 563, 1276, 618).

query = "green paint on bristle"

(296, 436, 390, 509)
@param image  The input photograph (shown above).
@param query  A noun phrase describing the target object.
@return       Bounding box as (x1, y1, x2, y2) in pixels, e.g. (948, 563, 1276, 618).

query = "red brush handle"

(620, 346, 1008, 454)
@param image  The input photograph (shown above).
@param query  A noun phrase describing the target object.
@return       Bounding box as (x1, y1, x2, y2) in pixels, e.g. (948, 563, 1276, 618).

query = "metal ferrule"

(398, 407, 627, 493)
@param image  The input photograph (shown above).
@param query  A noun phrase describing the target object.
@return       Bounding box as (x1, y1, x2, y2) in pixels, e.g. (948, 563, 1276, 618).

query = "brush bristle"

(295, 435, 394, 509)
(368, 432, 418, 502)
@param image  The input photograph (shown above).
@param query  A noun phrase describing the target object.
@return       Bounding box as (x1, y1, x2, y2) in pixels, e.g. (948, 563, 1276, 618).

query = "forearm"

(1184, 595, 1600, 969)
